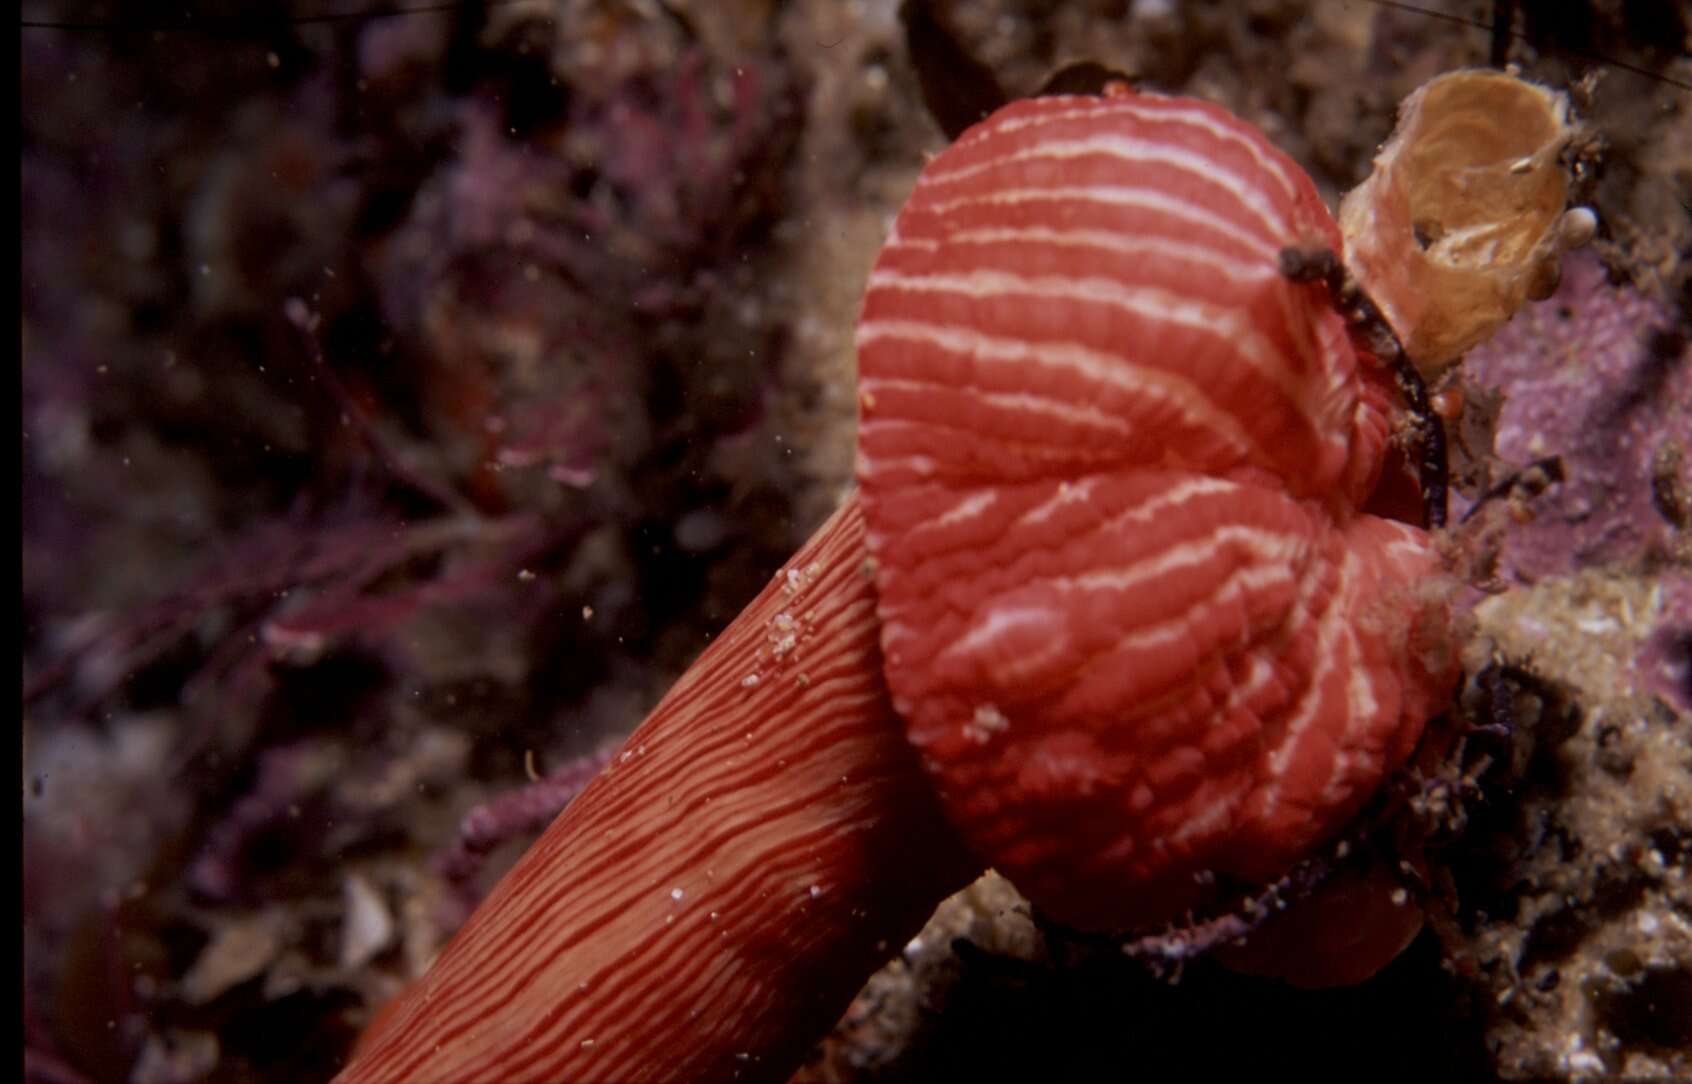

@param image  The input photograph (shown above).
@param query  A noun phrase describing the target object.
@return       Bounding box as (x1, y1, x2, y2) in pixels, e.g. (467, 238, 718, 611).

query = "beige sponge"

(1340, 70, 1593, 375)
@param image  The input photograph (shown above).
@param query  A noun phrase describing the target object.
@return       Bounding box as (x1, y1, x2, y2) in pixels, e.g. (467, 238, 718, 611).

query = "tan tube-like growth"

(336, 496, 977, 1083)
(1340, 69, 1580, 374)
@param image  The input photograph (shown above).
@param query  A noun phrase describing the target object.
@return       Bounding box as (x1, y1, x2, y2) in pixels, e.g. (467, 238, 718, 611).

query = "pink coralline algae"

(1456, 252, 1691, 583)
(431, 744, 616, 924)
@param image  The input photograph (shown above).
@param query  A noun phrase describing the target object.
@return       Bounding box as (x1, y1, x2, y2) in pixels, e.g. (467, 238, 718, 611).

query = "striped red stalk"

(338, 497, 976, 1082)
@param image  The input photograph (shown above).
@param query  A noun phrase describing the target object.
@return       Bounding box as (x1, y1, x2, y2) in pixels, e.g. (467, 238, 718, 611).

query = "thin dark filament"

(1364, 0, 1692, 91)
(20, 0, 1689, 92)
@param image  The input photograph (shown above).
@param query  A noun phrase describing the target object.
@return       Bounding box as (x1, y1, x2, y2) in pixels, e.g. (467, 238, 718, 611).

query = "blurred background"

(21, 2, 1690, 1082)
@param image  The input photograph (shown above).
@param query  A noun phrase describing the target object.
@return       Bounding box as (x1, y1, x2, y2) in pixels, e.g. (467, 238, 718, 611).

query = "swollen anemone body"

(856, 87, 1456, 930)
(335, 81, 1474, 1084)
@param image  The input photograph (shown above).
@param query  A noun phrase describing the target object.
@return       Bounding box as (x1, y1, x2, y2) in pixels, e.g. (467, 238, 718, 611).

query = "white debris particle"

(740, 673, 761, 689)
(670, 888, 685, 902)
(581, 1039, 595, 1049)
(767, 611, 802, 658)
(808, 884, 823, 899)
(582, 605, 594, 620)
(339, 873, 395, 969)
(1576, 614, 1618, 634)
(962, 703, 1009, 744)
(782, 563, 825, 598)
(1563, 1038, 1604, 1075)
